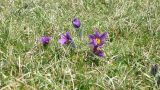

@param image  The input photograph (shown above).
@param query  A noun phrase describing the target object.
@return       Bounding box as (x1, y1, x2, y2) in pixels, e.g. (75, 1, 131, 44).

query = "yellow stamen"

(96, 38, 101, 45)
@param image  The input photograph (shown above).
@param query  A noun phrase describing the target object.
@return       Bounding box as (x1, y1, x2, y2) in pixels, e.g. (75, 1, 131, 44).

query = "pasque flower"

(88, 31, 108, 57)
(58, 32, 72, 45)
(40, 36, 51, 45)
(88, 31, 108, 48)
(72, 18, 81, 28)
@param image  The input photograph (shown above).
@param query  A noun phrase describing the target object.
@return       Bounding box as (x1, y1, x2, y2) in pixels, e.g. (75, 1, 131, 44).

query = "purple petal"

(93, 39, 98, 46)
(88, 34, 95, 39)
(95, 31, 100, 37)
(100, 32, 108, 40)
(58, 35, 67, 45)
(66, 32, 72, 41)
(96, 50, 105, 57)
(58, 38, 67, 45)
(99, 40, 105, 46)
(89, 42, 96, 48)
(58, 39, 66, 45)
(72, 18, 81, 28)
(66, 32, 70, 38)
(99, 32, 108, 46)
(40, 36, 50, 45)
(46, 37, 51, 42)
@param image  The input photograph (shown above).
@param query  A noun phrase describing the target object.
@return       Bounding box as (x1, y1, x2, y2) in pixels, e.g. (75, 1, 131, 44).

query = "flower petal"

(72, 18, 81, 28)
(58, 38, 67, 45)
(88, 34, 95, 39)
(95, 50, 105, 57)
(66, 32, 72, 40)
(95, 31, 100, 37)
(40, 36, 50, 45)
(89, 42, 96, 48)
(93, 39, 98, 46)
(99, 40, 105, 47)
(100, 32, 108, 40)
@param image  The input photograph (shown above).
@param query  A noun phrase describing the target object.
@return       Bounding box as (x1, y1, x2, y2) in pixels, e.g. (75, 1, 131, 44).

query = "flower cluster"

(40, 17, 108, 58)
(88, 31, 108, 57)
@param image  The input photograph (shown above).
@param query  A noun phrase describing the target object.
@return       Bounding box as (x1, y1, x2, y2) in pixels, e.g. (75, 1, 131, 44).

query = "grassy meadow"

(0, 0, 160, 90)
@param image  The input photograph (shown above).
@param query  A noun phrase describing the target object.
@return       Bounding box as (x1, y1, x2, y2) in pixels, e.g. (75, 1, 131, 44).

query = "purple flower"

(40, 36, 51, 45)
(58, 32, 72, 45)
(88, 31, 108, 48)
(72, 18, 81, 28)
(93, 46, 105, 57)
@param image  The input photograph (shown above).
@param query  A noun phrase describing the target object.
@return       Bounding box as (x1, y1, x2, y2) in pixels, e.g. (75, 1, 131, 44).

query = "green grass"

(0, 0, 160, 89)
